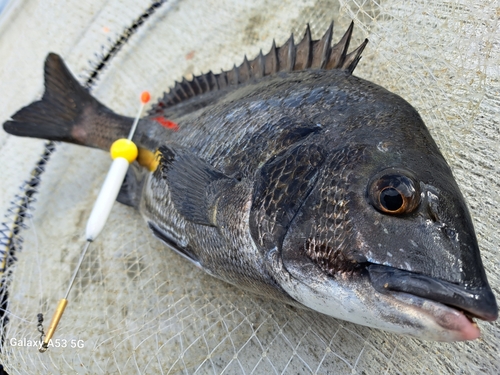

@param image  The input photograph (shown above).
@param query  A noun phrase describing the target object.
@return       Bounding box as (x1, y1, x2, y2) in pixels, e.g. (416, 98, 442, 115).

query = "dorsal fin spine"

(327, 21, 354, 69)
(242, 55, 252, 81)
(172, 82, 183, 102)
(267, 40, 278, 74)
(150, 22, 368, 114)
(254, 50, 265, 78)
(234, 64, 240, 84)
(287, 34, 295, 71)
(320, 22, 334, 69)
(343, 38, 368, 73)
(193, 75, 204, 94)
(216, 71, 227, 89)
(294, 24, 312, 70)
(200, 72, 210, 93)
(176, 80, 188, 99)
(207, 71, 217, 91)
(347, 56, 362, 74)
(229, 64, 239, 85)
(182, 77, 195, 97)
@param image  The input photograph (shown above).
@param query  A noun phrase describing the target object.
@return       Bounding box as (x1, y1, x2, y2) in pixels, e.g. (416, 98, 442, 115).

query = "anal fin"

(117, 162, 148, 208)
(148, 222, 201, 268)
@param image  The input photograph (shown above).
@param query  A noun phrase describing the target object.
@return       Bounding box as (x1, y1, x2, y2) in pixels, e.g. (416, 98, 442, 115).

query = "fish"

(3, 22, 497, 342)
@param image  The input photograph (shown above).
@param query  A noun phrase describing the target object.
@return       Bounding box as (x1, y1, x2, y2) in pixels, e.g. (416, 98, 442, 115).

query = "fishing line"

(0, 0, 169, 354)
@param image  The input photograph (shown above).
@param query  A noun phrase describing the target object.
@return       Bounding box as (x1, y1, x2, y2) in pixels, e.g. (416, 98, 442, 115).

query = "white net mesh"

(0, 0, 498, 374)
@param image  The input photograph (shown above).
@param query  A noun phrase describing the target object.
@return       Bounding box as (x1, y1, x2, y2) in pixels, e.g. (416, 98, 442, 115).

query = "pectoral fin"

(156, 145, 237, 226)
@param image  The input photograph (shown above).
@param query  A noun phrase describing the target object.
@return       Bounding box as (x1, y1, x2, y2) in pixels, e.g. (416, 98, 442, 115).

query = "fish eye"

(368, 170, 420, 215)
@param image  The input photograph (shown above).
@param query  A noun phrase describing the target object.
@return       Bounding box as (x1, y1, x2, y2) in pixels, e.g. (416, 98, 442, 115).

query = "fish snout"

(367, 264, 498, 321)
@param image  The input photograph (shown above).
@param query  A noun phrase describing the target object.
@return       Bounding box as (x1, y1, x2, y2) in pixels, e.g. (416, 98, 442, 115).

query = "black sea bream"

(4, 22, 498, 341)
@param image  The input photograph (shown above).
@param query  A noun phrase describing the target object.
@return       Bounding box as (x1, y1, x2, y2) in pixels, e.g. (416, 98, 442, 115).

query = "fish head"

(260, 79, 498, 341)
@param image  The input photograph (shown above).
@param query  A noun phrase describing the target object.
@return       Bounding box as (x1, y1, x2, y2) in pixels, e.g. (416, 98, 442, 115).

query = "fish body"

(4, 23, 497, 341)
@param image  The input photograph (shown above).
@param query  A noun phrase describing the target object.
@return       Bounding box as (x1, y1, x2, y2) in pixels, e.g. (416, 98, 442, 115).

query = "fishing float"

(39, 91, 151, 353)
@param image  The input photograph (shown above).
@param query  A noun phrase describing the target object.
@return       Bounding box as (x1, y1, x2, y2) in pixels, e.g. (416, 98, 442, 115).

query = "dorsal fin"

(152, 22, 368, 113)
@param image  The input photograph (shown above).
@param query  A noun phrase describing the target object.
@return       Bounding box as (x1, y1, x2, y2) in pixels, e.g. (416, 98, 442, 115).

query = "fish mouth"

(367, 264, 499, 325)
(274, 244, 492, 340)
(300, 240, 498, 323)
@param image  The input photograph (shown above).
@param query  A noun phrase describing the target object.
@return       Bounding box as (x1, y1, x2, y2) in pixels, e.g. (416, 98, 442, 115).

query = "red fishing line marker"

(143, 92, 178, 131)
(153, 117, 179, 131)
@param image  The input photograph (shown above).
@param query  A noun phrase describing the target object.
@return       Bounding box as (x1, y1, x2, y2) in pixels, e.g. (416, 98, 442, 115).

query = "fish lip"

(367, 264, 499, 322)
(382, 289, 482, 341)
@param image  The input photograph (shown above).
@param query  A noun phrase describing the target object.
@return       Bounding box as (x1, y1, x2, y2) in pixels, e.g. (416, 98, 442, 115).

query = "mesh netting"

(0, 0, 498, 374)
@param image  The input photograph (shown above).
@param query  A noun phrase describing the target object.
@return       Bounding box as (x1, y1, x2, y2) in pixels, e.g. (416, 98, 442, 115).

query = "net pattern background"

(0, 0, 498, 374)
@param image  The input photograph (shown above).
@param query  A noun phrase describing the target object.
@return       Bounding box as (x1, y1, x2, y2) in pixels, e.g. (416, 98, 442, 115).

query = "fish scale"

(312, 148, 358, 273)
(3, 22, 497, 341)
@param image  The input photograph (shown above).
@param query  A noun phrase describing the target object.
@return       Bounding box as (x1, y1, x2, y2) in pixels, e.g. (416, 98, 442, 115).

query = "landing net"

(0, 1, 498, 373)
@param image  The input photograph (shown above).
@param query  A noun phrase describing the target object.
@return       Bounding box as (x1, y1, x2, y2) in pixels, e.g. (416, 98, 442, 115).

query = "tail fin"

(3, 53, 132, 151)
